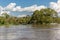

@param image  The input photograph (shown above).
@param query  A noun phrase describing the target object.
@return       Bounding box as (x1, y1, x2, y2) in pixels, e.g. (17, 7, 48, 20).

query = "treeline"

(0, 8, 60, 25)
(0, 13, 31, 25)
(29, 8, 58, 24)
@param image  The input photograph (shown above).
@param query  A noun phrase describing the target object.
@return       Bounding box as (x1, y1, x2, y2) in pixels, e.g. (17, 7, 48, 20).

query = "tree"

(2, 13, 10, 18)
(30, 8, 58, 24)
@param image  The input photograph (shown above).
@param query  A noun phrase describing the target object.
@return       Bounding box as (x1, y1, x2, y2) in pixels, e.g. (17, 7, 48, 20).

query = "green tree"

(2, 13, 10, 18)
(30, 8, 58, 24)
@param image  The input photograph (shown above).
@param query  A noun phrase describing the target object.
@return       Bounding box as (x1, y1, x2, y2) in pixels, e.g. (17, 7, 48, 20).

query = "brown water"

(0, 24, 60, 40)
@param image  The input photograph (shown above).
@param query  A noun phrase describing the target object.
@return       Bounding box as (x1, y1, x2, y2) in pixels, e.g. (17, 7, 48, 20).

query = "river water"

(0, 24, 60, 40)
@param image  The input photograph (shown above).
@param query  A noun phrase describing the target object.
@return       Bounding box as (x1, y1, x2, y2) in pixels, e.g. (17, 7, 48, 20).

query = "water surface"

(0, 24, 60, 40)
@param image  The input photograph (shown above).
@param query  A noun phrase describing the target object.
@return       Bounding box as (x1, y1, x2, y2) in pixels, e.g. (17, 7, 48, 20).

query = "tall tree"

(30, 8, 58, 24)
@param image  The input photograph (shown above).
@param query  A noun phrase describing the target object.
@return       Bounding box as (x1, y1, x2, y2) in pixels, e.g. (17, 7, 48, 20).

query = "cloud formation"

(0, 3, 46, 17)
(0, 0, 60, 17)
(6, 3, 16, 11)
(5, 3, 46, 12)
(50, 0, 60, 13)
(17, 15, 27, 17)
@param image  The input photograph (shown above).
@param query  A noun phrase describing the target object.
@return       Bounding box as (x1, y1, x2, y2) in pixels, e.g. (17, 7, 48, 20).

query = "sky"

(0, 0, 57, 7)
(0, 0, 59, 17)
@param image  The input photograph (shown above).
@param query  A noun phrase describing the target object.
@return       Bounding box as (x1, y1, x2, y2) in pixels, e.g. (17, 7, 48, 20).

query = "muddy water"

(0, 24, 60, 40)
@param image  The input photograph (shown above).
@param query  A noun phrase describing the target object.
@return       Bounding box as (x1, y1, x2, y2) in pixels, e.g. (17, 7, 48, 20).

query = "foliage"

(29, 8, 58, 24)
(0, 8, 59, 25)
(0, 14, 31, 25)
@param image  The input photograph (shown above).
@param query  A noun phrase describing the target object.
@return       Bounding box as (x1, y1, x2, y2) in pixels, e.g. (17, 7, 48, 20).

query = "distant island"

(0, 8, 60, 25)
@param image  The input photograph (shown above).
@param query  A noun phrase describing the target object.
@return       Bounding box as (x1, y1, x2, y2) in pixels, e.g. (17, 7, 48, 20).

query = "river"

(0, 24, 60, 40)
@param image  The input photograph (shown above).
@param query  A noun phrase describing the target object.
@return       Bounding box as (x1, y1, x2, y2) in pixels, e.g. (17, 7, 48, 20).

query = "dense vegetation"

(29, 8, 58, 24)
(0, 8, 59, 25)
(0, 13, 31, 25)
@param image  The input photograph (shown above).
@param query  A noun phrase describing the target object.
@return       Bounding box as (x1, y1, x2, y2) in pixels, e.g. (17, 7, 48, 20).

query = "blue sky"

(0, 0, 57, 7)
(0, 0, 58, 17)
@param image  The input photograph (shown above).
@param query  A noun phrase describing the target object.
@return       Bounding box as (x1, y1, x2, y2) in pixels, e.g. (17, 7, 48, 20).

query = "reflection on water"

(0, 24, 60, 40)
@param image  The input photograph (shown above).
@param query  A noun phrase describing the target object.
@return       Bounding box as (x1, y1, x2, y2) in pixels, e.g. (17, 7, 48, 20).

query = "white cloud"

(0, 6, 3, 10)
(23, 5, 37, 12)
(23, 5, 46, 12)
(0, 3, 47, 16)
(4, 3, 46, 12)
(5, 3, 16, 11)
(1, 11, 10, 14)
(13, 6, 24, 12)
(50, 0, 60, 13)
(17, 15, 27, 17)
(1, 0, 60, 16)
(36, 5, 46, 10)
